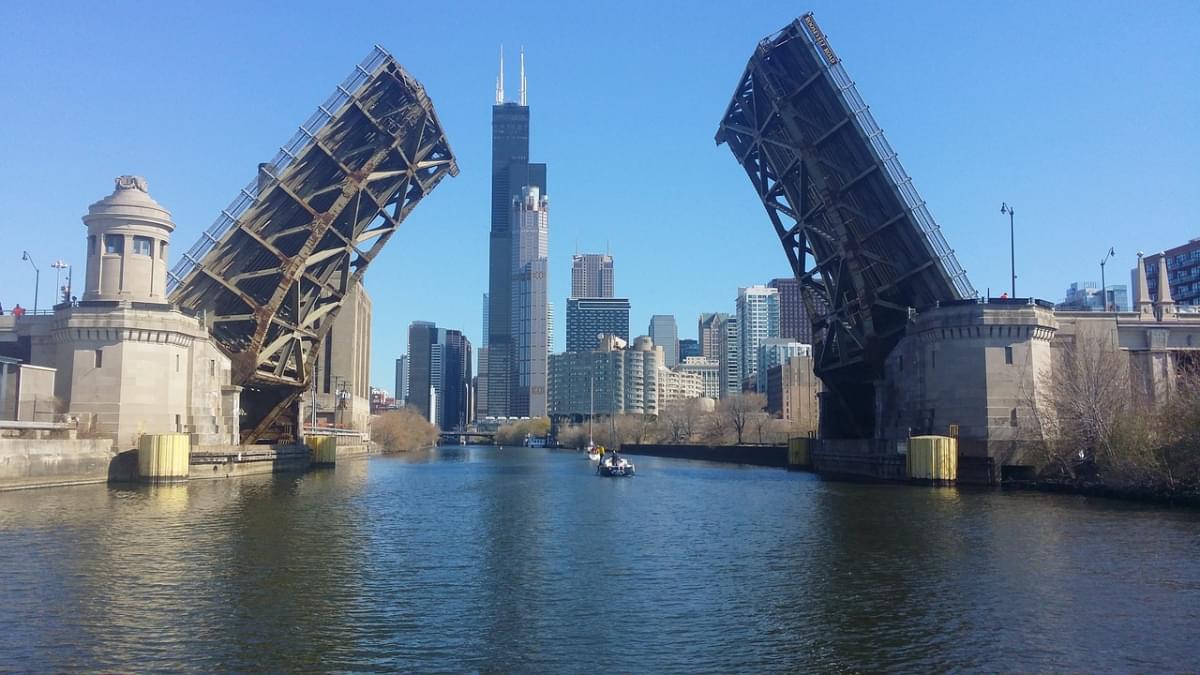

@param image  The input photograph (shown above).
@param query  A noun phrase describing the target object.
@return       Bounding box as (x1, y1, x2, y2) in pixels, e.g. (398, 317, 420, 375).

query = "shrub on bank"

(1029, 332, 1200, 496)
(494, 418, 551, 446)
(371, 408, 438, 453)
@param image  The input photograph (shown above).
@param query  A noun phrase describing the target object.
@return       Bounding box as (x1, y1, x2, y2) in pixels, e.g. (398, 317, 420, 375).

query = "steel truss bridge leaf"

(168, 46, 458, 443)
(716, 14, 974, 437)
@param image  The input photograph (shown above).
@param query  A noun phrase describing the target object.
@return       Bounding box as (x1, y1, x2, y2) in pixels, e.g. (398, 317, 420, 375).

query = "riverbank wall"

(0, 437, 121, 491)
(0, 433, 377, 491)
(620, 444, 789, 468)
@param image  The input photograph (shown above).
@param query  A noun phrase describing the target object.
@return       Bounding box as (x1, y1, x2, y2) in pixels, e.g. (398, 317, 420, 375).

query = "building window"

(176, 354, 180, 372)
(132, 236, 153, 256)
(1005, 346, 1014, 365)
(1010, 408, 1018, 427)
(88, 235, 97, 255)
(159, 243, 168, 260)
(209, 359, 216, 377)
(104, 235, 124, 254)
(94, 349, 103, 368)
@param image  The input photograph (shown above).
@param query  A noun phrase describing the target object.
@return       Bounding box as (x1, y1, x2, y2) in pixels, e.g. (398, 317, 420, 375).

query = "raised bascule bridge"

(717, 13, 975, 439)
(168, 47, 457, 444)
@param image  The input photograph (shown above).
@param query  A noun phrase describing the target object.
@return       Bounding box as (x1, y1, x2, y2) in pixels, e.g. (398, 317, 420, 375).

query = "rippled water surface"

(1, 447, 1198, 671)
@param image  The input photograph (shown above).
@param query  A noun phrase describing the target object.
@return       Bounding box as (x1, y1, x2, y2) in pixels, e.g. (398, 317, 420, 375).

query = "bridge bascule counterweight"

(717, 13, 974, 438)
(168, 46, 458, 443)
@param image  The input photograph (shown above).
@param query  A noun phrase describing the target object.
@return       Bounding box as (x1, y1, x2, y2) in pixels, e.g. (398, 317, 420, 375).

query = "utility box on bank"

(906, 435, 957, 484)
(138, 433, 190, 483)
(307, 435, 337, 467)
(787, 437, 812, 470)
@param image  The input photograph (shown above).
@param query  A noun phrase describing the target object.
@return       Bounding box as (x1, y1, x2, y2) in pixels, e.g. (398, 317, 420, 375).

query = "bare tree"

(717, 392, 767, 444)
(659, 401, 700, 443)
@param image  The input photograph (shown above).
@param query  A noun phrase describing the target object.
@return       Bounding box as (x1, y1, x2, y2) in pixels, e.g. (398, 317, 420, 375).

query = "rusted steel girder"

(717, 14, 973, 438)
(169, 47, 457, 443)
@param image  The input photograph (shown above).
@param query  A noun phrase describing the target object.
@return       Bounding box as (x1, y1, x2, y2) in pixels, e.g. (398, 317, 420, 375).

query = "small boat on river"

(597, 451, 635, 477)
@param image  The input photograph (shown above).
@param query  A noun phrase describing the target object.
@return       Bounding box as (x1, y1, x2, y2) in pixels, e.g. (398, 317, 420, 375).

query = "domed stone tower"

(82, 175, 173, 303)
(26, 176, 242, 450)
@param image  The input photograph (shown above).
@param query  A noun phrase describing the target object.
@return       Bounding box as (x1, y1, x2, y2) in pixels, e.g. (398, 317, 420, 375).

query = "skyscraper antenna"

(496, 45, 505, 104)
(519, 47, 527, 106)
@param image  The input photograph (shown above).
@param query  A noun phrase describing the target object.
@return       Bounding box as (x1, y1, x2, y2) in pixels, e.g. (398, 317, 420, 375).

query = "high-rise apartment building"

(486, 49, 546, 418)
(737, 285, 780, 385)
(571, 253, 615, 298)
(657, 367, 703, 405)
(768, 277, 814, 345)
(1140, 240, 1200, 308)
(698, 312, 729, 359)
(648, 315, 679, 368)
(719, 316, 740, 399)
(756, 339, 811, 393)
(677, 356, 721, 400)
(566, 297, 630, 352)
(511, 185, 550, 417)
(548, 335, 663, 419)
(394, 355, 408, 407)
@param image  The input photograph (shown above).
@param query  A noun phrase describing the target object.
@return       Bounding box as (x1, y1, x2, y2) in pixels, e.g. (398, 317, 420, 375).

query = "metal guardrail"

(166, 45, 393, 293)
(796, 17, 976, 300)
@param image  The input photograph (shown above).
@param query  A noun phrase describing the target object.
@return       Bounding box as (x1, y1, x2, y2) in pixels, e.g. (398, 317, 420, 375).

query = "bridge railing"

(797, 17, 976, 300)
(166, 45, 393, 294)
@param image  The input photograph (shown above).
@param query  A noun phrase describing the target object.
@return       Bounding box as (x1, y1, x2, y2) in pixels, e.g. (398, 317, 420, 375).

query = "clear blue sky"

(2, 1, 1197, 392)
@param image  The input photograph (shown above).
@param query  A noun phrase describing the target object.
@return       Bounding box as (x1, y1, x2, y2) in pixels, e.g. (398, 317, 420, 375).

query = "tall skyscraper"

(394, 355, 408, 406)
(407, 321, 438, 421)
(571, 253, 615, 298)
(511, 185, 550, 417)
(737, 285, 780, 386)
(486, 47, 546, 418)
(408, 321, 472, 429)
(566, 297, 630, 352)
(768, 277, 814, 345)
(698, 312, 729, 359)
(719, 316, 740, 399)
(649, 315, 679, 367)
(440, 329, 472, 430)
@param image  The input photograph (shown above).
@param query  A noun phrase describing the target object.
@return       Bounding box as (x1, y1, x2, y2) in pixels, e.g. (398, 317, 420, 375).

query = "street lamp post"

(51, 260, 70, 306)
(1100, 247, 1115, 311)
(20, 251, 39, 313)
(1000, 203, 1016, 298)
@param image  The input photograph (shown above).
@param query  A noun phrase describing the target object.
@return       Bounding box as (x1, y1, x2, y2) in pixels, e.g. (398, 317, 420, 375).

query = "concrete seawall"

(1, 438, 378, 491)
(0, 438, 119, 491)
(620, 444, 789, 468)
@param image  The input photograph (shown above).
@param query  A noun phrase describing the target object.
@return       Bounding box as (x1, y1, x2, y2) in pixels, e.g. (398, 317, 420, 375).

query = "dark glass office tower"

(408, 321, 437, 421)
(485, 52, 545, 417)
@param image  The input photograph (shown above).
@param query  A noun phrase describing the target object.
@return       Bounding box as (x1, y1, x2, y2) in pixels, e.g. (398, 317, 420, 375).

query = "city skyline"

(1, 1, 1196, 392)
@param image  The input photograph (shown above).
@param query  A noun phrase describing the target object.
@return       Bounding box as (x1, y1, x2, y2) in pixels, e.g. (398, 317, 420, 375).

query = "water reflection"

(0, 449, 1197, 671)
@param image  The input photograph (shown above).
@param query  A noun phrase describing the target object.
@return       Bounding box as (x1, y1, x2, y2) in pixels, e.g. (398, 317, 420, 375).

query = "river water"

(0, 446, 1197, 671)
